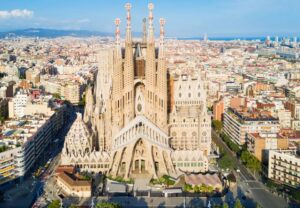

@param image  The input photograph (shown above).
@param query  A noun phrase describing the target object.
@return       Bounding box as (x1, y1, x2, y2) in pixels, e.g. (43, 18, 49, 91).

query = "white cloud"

(0, 9, 33, 19)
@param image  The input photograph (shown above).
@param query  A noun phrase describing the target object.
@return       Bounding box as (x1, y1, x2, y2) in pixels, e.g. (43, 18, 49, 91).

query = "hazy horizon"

(0, 0, 299, 38)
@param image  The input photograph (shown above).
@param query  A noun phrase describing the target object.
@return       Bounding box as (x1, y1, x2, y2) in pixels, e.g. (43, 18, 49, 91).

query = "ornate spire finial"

(114, 18, 121, 45)
(159, 18, 165, 37)
(148, 3, 154, 43)
(148, 3, 154, 25)
(125, 3, 132, 27)
(159, 18, 165, 58)
(125, 3, 132, 42)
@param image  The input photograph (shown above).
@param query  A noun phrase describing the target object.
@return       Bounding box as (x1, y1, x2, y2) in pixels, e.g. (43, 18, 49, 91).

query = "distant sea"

(177, 37, 267, 41)
(0, 28, 292, 42)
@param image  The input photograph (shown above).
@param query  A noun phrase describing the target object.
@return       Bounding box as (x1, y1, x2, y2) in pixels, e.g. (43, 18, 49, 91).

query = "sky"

(0, 0, 299, 37)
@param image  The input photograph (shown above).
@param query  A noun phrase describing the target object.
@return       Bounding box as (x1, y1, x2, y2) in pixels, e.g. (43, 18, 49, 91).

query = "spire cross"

(114, 18, 121, 42)
(125, 3, 132, 27)
(159, 18, 165, 37)
(159, 18, 165, 58)
(148, 3, 154, 26)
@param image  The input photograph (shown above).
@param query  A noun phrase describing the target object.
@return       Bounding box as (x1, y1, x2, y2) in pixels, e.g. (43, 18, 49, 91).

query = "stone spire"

(159, 18, 165, 58)
(147, 3, 154, 43)
(156, 17, 168, 131)
(125, 3, 132, 43)
(145, 2, 157, 123)
(142, 18, 147, 43)
(114, 18, 121, 58)
(123, 2, 134, 124)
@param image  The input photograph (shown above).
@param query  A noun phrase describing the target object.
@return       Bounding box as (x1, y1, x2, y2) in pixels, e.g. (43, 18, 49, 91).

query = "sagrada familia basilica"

(61, 3, 212, 180)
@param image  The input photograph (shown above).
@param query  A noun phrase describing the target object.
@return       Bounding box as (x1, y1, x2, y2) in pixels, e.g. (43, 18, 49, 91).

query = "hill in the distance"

(0, 28, 113, 38)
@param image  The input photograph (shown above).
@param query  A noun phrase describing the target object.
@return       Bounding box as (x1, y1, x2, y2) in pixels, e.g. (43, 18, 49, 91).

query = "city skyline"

(0, 0, 300, 37)
(0, 1, 300, 208)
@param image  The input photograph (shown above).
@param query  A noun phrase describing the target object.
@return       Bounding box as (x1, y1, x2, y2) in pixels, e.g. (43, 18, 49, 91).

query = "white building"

(277, 109, 291, 129)
(268, 150, 300, 187)
(9, 90, 28, 118)
(223, 107, 280, 145)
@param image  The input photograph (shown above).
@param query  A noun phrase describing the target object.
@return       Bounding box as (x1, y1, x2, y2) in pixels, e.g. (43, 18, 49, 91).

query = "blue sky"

(0, 0, 299, 37)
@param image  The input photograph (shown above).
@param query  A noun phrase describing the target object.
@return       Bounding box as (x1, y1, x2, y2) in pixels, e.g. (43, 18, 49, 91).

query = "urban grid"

(0, 1, 299, 208)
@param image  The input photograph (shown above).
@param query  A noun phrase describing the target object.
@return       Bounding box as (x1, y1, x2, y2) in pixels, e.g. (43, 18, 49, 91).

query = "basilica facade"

(70, 3, 212, 180)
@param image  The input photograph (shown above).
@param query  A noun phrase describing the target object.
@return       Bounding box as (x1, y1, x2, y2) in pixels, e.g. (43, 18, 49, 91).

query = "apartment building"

(277, 109, 291, 129)
(223, 107, 280, 145)
(41, 76, 84, 104)
(285, 100, 300, 131)
(0, 148, 21, 184)
(213, 99, 224, 121)
(0, 106, 66, 185)
(247, 133, 289, 161)
(268, 150, 300, 187)
(60, 83, 83, 104)
(9, 90, 28, 118)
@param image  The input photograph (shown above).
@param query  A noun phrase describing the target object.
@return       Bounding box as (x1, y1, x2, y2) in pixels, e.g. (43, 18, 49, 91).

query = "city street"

(212, 130, 288, 208)
(0, 109, 76, 208)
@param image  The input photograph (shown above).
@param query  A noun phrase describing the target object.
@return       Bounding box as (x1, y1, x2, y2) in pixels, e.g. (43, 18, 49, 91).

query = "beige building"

(25, 69, 40, 85)
(61, 113, 110, 173)
(169, 74, 211, 156)
(60, 83, 83, 104)
(268, 150, 300, 187)
(0, 147, 21, 184)
(82, 3, 211, 180)
(247, 133, 289, 161)
(56, 172, 92, 198)
(8, 91, 53, 118)
(277, 109, 291, 129)
(41, 76, 83, 104)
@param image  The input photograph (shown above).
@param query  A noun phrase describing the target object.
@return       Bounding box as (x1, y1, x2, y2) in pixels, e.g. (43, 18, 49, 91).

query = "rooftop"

(57, 172, 91, 187)
(227, 107, 278, 123)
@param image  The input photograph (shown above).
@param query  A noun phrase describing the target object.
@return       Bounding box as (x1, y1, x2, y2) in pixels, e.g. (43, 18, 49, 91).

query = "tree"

(212, 120, 223, 132)
(292, 190, 300, 202)
(96, 202, 121, 208)
(184, 183, 193, 192)
(234, 199, 244, 208)
(78, 93, 86, 107)
(223, 203, 229, 208)
(48, 200, 61, 208)
(218, 153, 235, 170)
(0, 116, 5, 124)
(240, 150, 261, 173)
(220, 133, 240, 153)
(69, 205, 77, 208)
(0, 146, 8, 153)
(194, 185, 200, 193)
(52, 93, 61, 99)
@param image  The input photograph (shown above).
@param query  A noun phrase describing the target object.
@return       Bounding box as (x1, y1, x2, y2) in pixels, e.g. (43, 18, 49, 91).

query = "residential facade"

(268, 150, 300, 187)
(223, 107, 280, 145)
